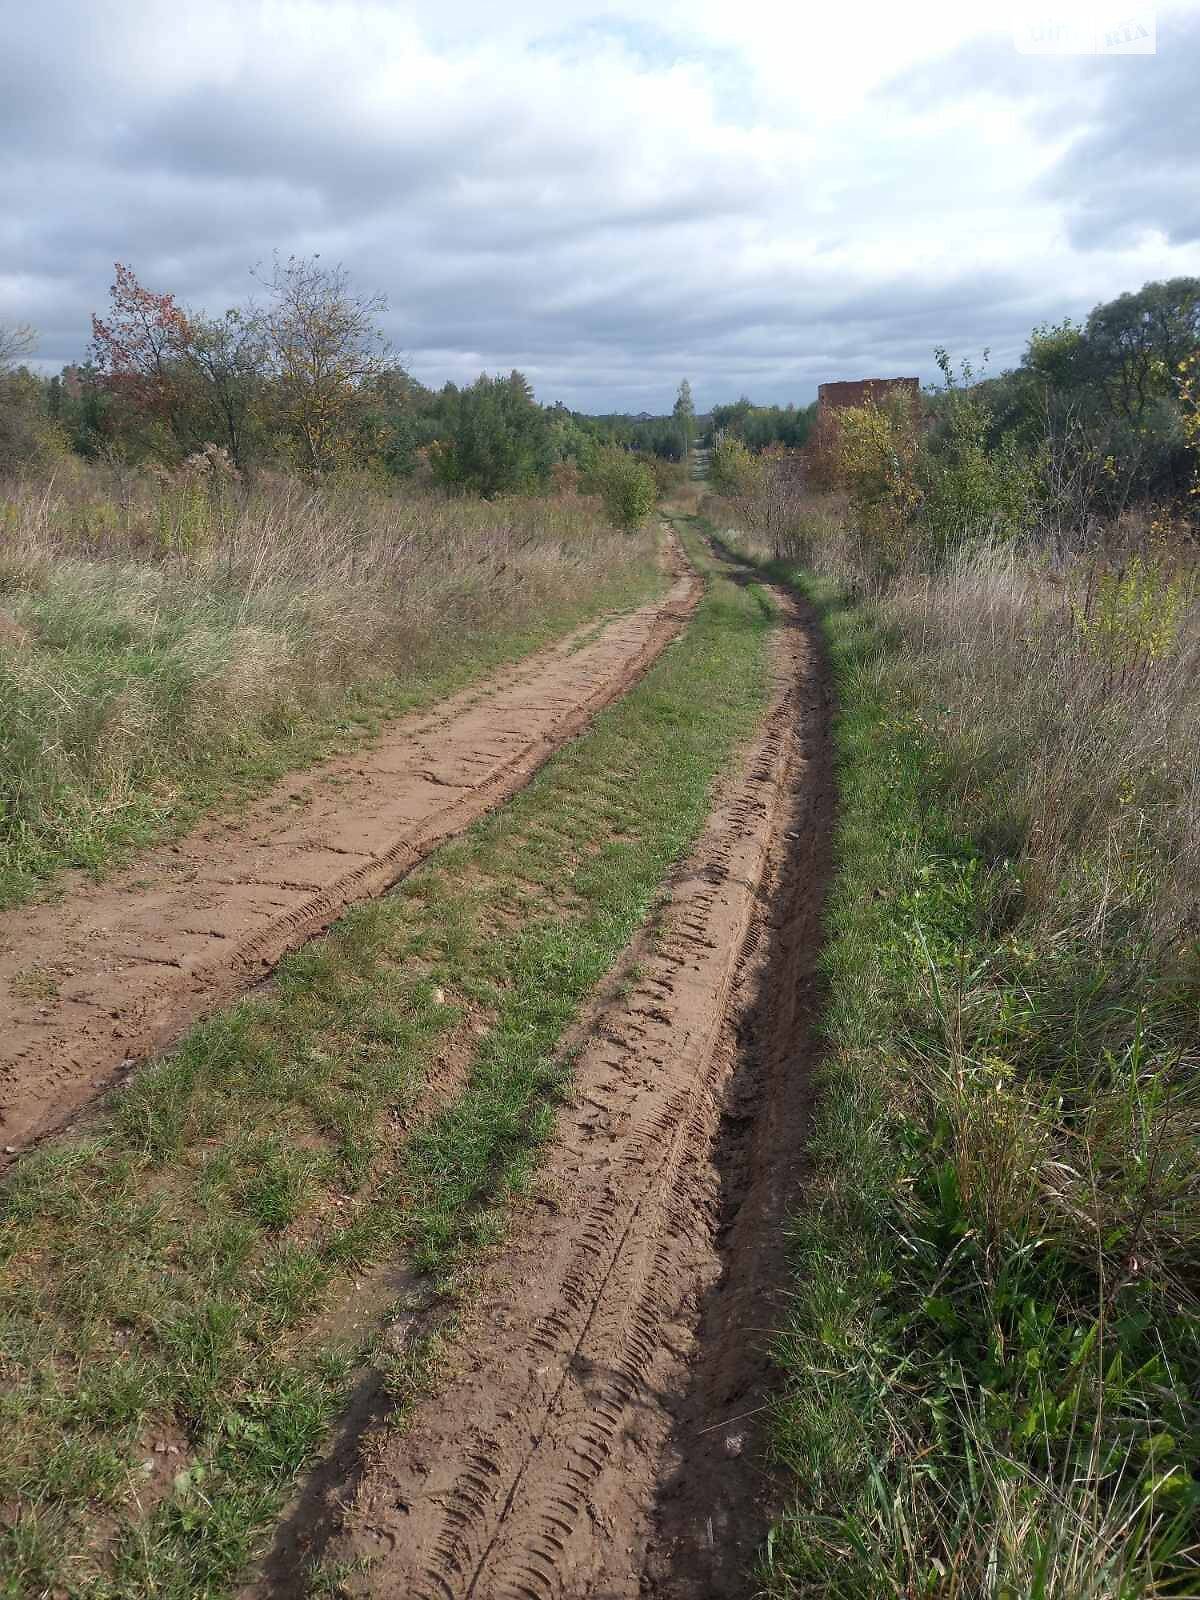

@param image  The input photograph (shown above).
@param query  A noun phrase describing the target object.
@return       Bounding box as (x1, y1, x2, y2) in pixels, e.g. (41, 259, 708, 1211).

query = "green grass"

(741, 559, 1200, 1599)
(0, 529, 773, 1598)
(0, 543, 663, 910)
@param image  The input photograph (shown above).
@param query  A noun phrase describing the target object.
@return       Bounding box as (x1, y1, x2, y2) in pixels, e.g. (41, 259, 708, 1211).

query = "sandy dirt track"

(0, 545, 700, 1162)
(295, 548, 834, 1600)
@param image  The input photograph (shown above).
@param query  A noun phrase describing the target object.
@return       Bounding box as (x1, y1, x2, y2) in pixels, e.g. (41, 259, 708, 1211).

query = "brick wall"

(803, 377, 922, 486)
(816, 377, 920, 414)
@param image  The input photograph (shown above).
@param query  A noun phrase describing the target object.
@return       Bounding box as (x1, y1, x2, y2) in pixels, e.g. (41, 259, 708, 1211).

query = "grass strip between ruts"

(0, 526, 773, 1599)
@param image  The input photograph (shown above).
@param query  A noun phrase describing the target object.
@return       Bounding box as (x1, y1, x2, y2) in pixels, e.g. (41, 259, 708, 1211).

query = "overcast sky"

(3, 0, 1198, 411)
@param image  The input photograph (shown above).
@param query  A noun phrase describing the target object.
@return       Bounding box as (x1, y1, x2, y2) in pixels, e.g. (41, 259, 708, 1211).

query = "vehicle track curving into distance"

(308, 540, 834, 1600)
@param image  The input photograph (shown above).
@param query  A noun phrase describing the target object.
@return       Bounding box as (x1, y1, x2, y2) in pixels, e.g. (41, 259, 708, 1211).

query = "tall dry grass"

(896, 540, 1199, 945)
(711, 484, 1200, 953)
(0, 463, 658, 903)
(707, 481, 1200, 1597)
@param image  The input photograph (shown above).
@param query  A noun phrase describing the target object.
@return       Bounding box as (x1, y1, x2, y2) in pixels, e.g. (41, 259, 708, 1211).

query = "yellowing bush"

(833, 397, 922, 562)
(1073, 555, 1188, 675)
(708, 435, 762, 497)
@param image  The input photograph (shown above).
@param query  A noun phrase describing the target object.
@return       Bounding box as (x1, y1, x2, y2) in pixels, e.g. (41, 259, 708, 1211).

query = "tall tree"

(1079, 278, 1200, 424)
(184, 307, 269, 468)
(0, 321, 36, 374)
(90, 265, 268, 464)
(0, 324, 57, 473)
(673, 378, 695, 461)
(431, 370, 553, 496)
(89, 264, 194, 456)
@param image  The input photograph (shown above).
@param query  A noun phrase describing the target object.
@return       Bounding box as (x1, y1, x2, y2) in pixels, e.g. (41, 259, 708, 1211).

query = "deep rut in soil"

(0, 543, 700, 1162)
(299, 550, 833, 1600)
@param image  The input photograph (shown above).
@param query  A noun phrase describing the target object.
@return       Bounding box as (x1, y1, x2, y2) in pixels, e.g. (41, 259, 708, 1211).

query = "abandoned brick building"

(816, 376, 920, 420)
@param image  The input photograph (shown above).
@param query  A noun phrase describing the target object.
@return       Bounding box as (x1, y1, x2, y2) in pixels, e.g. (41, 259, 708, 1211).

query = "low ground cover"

(711, 504, 1200, 1598)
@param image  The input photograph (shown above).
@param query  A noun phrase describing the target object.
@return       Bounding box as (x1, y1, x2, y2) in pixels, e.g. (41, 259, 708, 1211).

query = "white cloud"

(2, 0, 1198, 409)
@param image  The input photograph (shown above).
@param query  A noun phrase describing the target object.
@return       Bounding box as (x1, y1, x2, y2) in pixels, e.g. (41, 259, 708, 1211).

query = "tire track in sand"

(310, 545, 833, 1599)
(0, 538, 700, 1163)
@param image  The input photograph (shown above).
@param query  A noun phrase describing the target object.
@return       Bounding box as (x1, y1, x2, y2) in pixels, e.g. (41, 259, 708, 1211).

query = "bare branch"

(0, 322, 36, 373)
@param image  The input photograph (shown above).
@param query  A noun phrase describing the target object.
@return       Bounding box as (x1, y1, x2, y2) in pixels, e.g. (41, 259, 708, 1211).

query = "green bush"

(588, 447, 657, 532)
(428, 372, 553, 497)
(647, 454, 686, 500)
(918, 352, 1042, 548)
(708, 435, 763, 497)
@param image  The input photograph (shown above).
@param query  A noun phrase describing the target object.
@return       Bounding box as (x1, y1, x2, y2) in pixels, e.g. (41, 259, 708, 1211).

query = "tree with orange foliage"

(89, 263, 194, 454)
(90, 265, 270, 466)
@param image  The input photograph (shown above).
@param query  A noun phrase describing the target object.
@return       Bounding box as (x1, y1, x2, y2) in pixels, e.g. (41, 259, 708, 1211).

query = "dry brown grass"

(710, 483, 1200, 951)
(0, 463, 659, 902)
(893, 539, 1200, 945)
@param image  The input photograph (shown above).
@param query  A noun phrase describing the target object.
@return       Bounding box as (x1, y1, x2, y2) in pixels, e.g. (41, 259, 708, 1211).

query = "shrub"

(1072, 553, 1191, 687)
(833, 394, 923, 561)
(1179, 350, 1200, 501)
(646, 454, 686, 500)
(587, 447, 657, 531)
(921, 358, 1042, 547)
(708, 435, 762, 497)
(703, 458, 846, 569)
(0, 370, 70, 477)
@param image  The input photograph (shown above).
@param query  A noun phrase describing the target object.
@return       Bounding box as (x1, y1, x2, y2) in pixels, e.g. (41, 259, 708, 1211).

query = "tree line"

(8, 262, 1193, 537)
(0, 259, 704, 518)
(710, 277, 1200, 541)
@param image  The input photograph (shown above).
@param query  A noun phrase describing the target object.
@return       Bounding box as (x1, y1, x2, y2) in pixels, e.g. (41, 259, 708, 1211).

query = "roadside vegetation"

(0, 259, 700, 491)
(752, 545, 1200, 1596)
(0, 531, 772, 1599)
(0, 465, 661, 906)
(0, 257, 704, 906)
(705, 275, 1200, 1598)
(5, 247, 1200, 1598)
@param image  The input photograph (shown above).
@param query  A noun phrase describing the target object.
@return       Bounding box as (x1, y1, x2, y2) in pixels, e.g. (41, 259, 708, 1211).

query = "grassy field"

(709, 502, 1200, 1599)
(0, 466, 661, 907)
(0, 529, 773, 1599)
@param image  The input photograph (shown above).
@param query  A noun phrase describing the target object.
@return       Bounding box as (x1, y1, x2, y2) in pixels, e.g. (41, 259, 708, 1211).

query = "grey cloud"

(883, 13, 1200, 252)
(882, 33, 1083, 107)
(3, 0, 1197, 410)
(1040, 11, 1200, 247)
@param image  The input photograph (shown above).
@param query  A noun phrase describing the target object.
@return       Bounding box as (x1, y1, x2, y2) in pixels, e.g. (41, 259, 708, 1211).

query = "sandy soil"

(286, 546, 834, 1600)
(0, 544, 701, 1162)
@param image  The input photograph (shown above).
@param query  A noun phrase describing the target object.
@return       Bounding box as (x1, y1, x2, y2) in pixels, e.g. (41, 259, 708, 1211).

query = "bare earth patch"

(302, 549, 834, 1599)
(0, 540, 700, 1162)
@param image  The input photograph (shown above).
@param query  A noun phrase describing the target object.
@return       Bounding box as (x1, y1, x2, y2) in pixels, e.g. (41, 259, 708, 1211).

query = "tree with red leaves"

(89, 264, 194, 453)
(89, 265, 269, 465)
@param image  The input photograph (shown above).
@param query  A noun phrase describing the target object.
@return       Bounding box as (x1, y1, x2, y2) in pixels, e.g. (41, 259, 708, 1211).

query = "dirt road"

(0, 546, 700, 1161)
(297, 549, 833, 1599)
